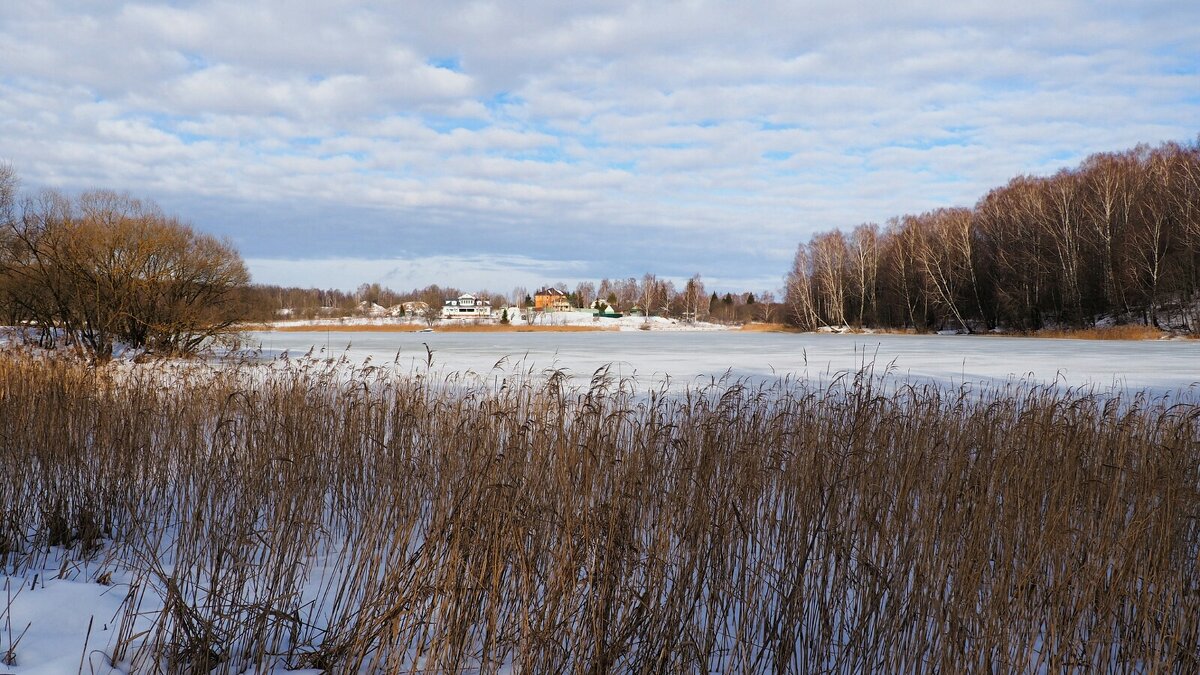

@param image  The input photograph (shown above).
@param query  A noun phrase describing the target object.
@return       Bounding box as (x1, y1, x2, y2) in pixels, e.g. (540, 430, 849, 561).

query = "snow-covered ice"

(247, 330, 1200, 396)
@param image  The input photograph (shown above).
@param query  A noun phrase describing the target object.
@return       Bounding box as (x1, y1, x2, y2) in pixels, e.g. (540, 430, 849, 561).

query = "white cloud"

(245, 254, 592, 293)
(0, 1, 1197, 291)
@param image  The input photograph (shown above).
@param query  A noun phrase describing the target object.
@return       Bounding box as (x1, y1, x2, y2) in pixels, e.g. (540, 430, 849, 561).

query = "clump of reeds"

(1034, 324, 1168, 340)
(0, 351, 1196, 673)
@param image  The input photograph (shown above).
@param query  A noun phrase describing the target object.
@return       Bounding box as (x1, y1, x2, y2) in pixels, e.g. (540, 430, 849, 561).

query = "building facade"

(534, 287, 572, 312)
(441, 294, 493, 319)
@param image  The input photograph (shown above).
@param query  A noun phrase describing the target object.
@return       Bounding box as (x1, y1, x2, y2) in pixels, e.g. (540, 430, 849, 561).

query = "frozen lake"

(247, 330, 1200, 396)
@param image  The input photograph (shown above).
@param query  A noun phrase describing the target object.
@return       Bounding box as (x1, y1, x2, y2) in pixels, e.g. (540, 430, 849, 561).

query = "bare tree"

(0, 164, 18, 326)
(680, 274, 707, 323)
(0, 163, 15, 226)
(614, 277, 640, 311)
(1038, 170, 1088, 324)
(1127, 148, 1175, 327)
(810, 231, 849, 327)
(574, 281, 595, 310)
(1160, 142, 1200, 329)
(785, 243, 819, 330)
(911, 209, 978, 332)
(1, 186, 249, 356)
(756, 290, 778, 323)
(510, 286, 528, 307)
(1179, 144, 1200, 329)
(1080, 151, 1140, 316)
(976, 177, 1052, 330)
(597, 278, 615, 306)
(639, 273, 670, 318)
(417, 286, 450, 327)
(847, 223, 879, 326)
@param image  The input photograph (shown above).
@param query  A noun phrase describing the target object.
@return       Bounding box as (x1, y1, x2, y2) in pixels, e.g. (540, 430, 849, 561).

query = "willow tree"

(1, 183, 249, 357)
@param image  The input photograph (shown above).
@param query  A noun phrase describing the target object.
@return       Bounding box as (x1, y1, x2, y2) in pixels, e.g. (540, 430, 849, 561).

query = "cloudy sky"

(2, 1, 1198, 294)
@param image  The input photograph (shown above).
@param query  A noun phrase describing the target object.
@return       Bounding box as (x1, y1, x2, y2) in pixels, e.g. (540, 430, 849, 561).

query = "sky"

(2, 1, 1198, 295)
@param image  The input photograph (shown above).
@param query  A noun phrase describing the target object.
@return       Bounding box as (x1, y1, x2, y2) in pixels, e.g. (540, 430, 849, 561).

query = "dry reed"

(0, 350, 1196, 673)
(1031, 325, 1169, 341)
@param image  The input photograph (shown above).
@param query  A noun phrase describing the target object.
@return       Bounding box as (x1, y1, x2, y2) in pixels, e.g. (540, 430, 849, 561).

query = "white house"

(441, 294, 493, 319)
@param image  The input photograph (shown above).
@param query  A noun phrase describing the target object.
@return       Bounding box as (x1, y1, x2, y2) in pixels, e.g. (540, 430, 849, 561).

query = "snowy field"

(249, 330, 1200, 397)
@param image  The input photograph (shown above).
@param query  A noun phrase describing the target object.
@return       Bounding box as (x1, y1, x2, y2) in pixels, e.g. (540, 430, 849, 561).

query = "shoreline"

(245, 316, 735, 333)
(258, 323, 614, 333)
(241, 321, 1191, 340)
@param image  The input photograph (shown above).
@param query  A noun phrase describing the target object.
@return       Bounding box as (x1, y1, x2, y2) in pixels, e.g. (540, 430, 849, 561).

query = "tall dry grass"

(0, 351, 1197, 672)
(1032, 324, 1168, 341)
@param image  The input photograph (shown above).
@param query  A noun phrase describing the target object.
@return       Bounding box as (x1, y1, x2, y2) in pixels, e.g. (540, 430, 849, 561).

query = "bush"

(0, 180, 249, 357)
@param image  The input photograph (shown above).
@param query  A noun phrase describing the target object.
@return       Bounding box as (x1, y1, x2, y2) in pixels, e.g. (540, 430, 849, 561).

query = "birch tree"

(847, 223, 879, 326)
(785, 243, 819, 330)
(810, 231, 849, 327)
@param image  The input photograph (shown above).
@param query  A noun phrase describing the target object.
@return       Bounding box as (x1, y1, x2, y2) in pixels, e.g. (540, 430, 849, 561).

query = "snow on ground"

(529, 312, 730, 331)
(260, 316, 428, 329)
(2, 571, 126, 674)
(1, 557, 323, 674)
(254, 312, 731, 332)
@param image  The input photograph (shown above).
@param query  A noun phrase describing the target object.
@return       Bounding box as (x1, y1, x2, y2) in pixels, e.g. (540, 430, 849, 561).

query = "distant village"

(290, 287, 756, 327)
(394, 288, 625, 323)
(247, 278, 780, 327)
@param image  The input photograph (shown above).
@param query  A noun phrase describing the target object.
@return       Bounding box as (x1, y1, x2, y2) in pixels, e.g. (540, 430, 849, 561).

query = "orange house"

(534, 287, 571, 311)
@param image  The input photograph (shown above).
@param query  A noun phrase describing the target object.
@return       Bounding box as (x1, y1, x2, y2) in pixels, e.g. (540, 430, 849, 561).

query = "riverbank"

(245, 318, 1191, 340)
(265, 322, 612, 333)
(251, 314, 733, 333)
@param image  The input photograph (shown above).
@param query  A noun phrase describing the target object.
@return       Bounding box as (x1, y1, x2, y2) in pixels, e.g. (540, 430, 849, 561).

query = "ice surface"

(247, 331, 1200, 397)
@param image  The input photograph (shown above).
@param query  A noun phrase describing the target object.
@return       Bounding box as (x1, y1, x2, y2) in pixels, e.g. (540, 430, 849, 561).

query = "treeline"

(238, 283, 508, 322)
(572, 276, 778, 322)
(786, 140, 1200, 332)
(0, 166, 249, 356)
(542, 274, 766, 322)
(244, 274, 781, 324)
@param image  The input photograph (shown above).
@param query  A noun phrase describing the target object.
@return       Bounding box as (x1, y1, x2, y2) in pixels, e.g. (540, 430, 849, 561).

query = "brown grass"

(1027, 324, 1168, 340)
(739, 323, 921, 335)
(1, 352, 1196, 672)
(265, 322, 612, 333)
(738, 322, 797, 332)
